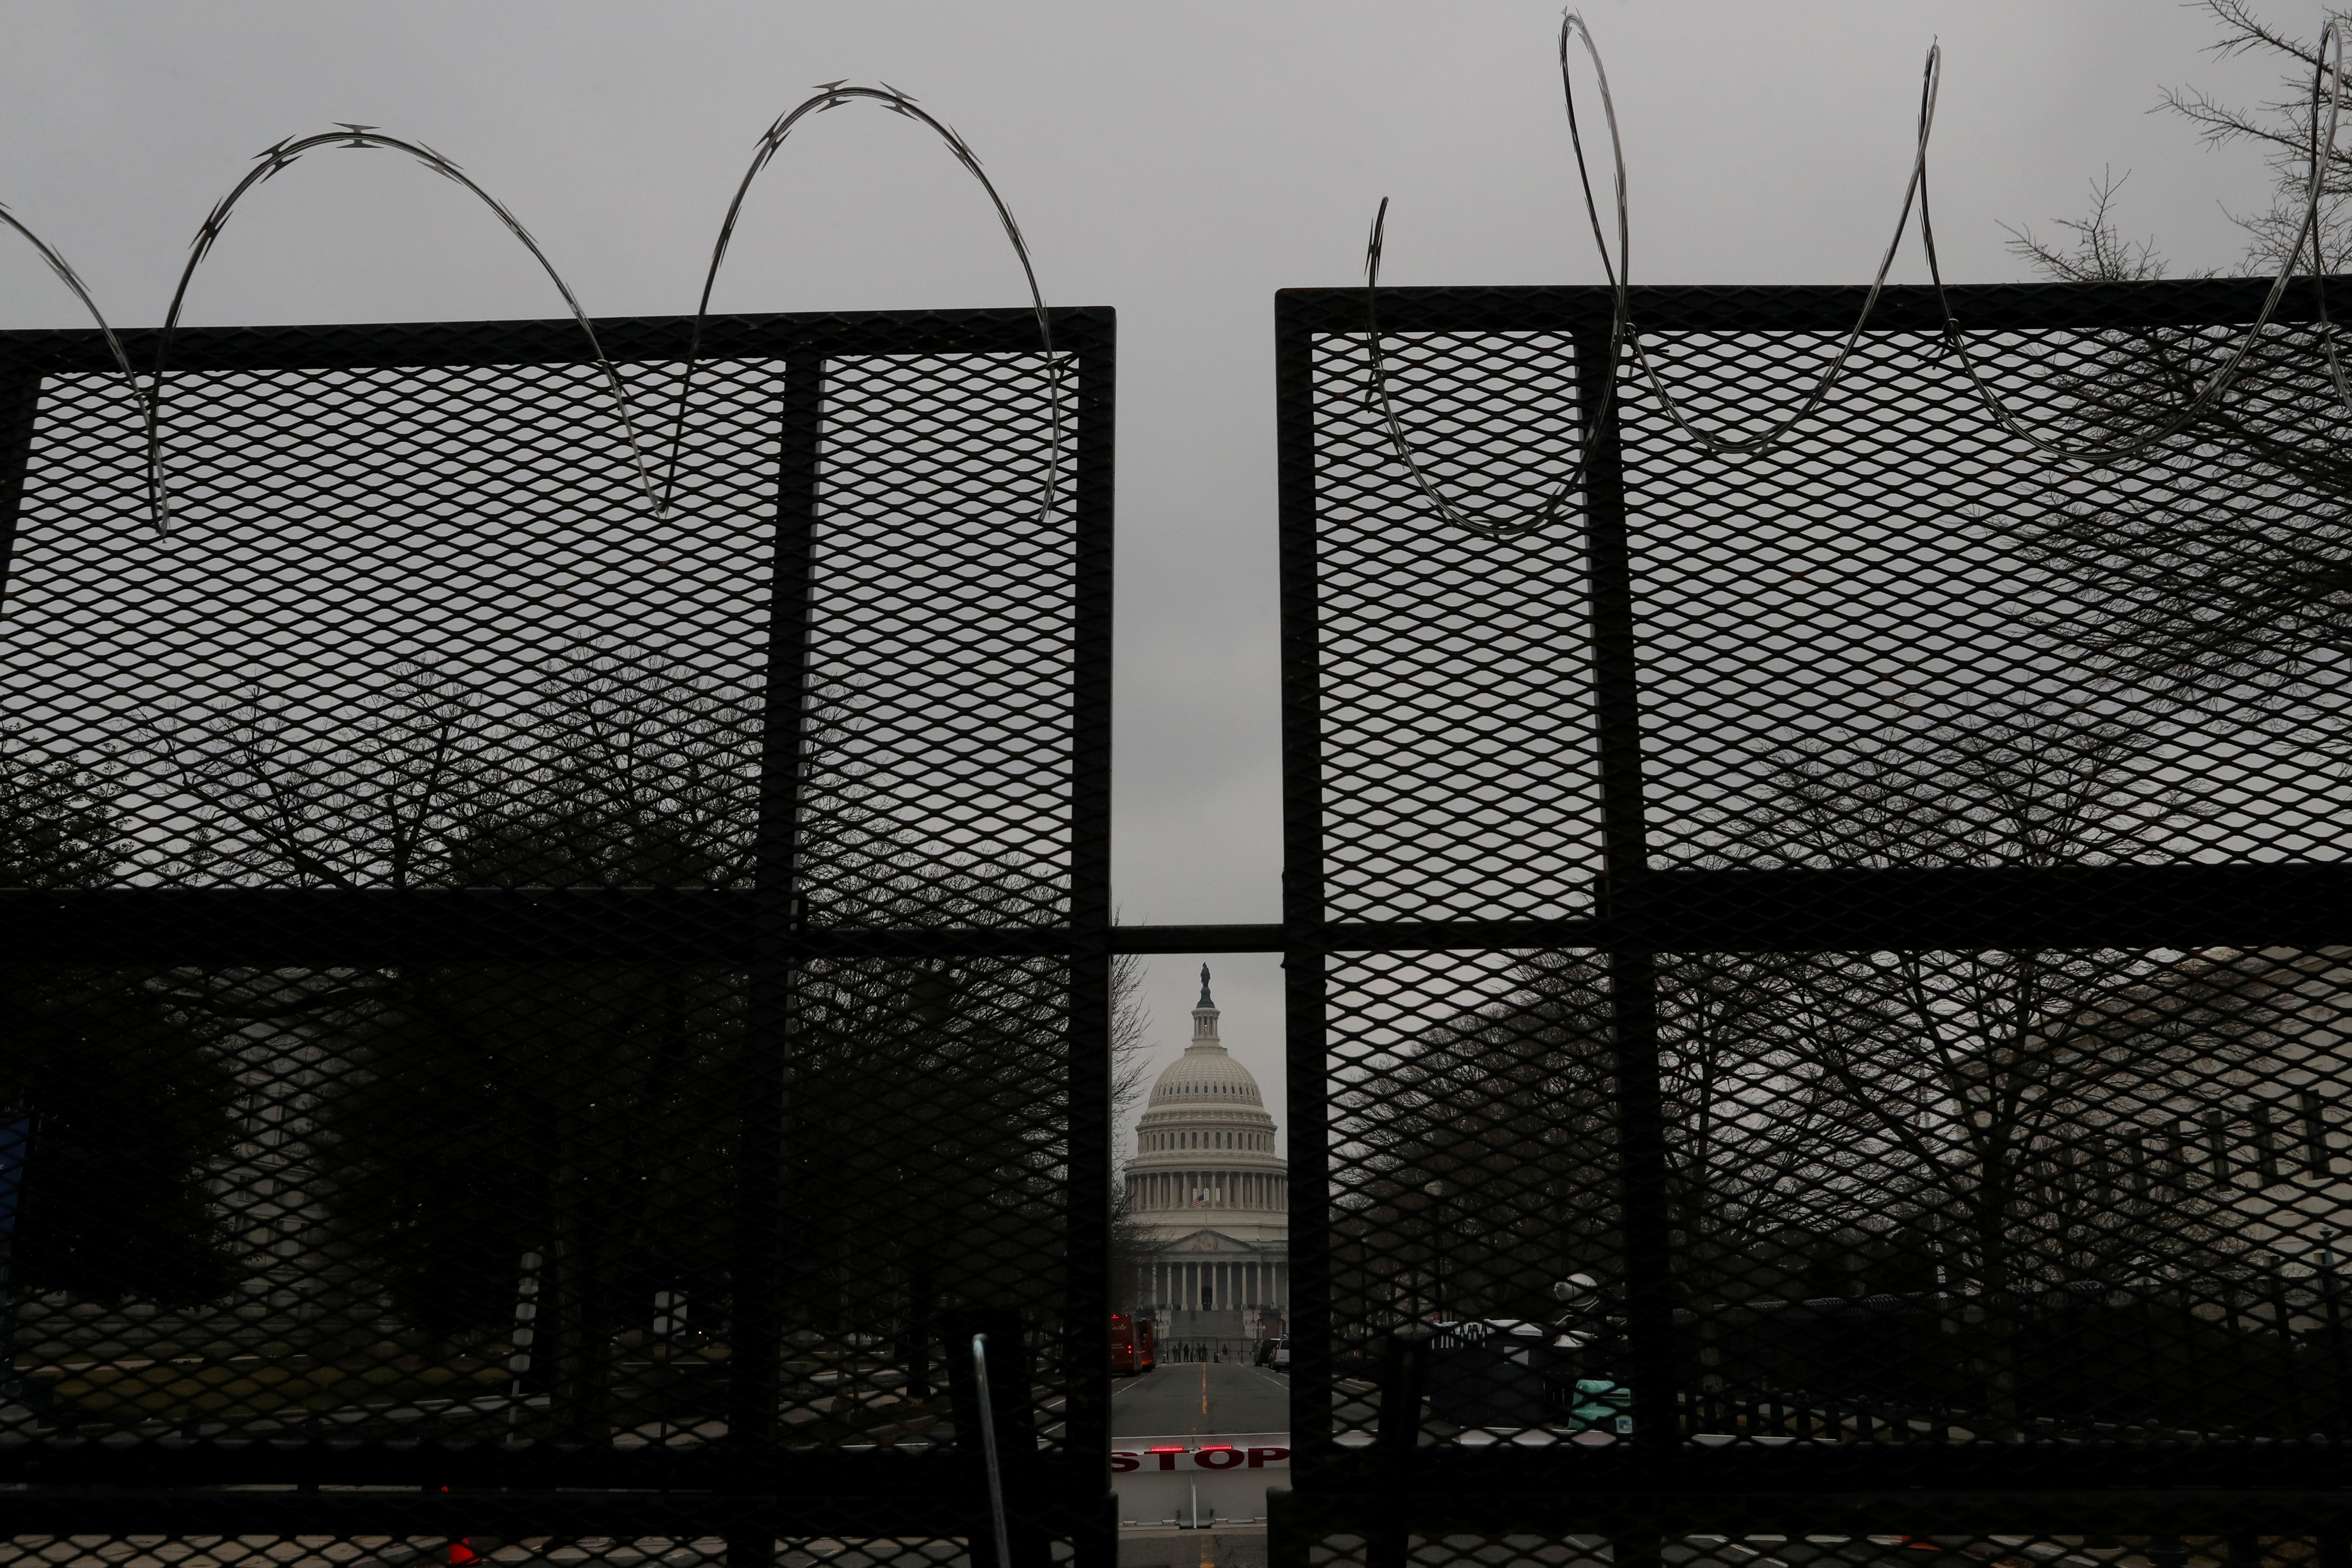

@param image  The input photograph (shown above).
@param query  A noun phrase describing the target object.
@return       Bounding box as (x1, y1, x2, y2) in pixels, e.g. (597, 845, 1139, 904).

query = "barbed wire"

(0, 206, 143, 429)
(1357, 16, 1623, 544)
(1915, 24, 2352, 461)
(663, 83, 1066, 525)
(145, 126, 666, 537)
(0, 89, 1064, 538)
(1364, 12, 2352, 541)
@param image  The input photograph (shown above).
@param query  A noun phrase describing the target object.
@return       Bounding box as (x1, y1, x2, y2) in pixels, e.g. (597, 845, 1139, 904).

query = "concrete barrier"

(1112, 1431, 1290, 1528)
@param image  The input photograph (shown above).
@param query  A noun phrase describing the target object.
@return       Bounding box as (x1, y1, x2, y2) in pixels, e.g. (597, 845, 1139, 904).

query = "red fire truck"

(1110, 1313, 1157, 1375)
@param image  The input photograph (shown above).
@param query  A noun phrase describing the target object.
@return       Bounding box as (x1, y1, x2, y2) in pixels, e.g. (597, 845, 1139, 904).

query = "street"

(1114, 1363, 1290, 1567)
(1112, 1360, 1290, 1437)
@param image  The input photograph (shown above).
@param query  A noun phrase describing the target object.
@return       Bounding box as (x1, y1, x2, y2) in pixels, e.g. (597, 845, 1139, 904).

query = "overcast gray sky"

(0, 0, 2324, 1133)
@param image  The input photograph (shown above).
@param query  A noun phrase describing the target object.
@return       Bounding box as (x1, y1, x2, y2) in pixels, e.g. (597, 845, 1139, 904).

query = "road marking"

(1200, 1363, 1209, 1418)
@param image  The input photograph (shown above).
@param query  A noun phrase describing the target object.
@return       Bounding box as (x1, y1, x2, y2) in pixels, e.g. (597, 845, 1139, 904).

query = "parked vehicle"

(1111, 1313, 1157, 1375)
(1255, 1336, 1290, 1369)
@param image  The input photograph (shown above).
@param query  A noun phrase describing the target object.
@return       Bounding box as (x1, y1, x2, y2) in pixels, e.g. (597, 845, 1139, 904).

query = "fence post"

(1064, 309, 1119, 1568)
(1276, 291, 1336, 1536)
(2323, 1257, 2349, 1445)
(2272, 1272, 2301, 1440)
(726, 352, 826, 1568)
(1568, 322, 1676, 1455)
(1367, 1329, 1429, 1568)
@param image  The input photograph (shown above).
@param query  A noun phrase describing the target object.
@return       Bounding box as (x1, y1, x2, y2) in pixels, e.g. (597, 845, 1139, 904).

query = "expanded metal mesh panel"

(808, 352, 1078, 926)
(1297, 294, 2352, 928)
(1323, 949, 1625, 1449)
(0, 303, 1113, 1563)
(1273, 1493, 2352, 1568)
(1299, 1530, 2335, 1568)
(1619, 319, 2352, 872)
(1304, 331, 1598, 924)
(0, 1536, 750, 1568)
(1319, 943, 2352, 1453)
(11, 357, 766, 892)
(1662, 942, 2352, 1451)
(1278, 280, 2352, 1550)
(0, 1532, 1037, 1568)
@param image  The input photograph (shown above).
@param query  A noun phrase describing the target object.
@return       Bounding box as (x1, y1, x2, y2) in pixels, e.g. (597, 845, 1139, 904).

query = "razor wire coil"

(1362, 11, 2352, 542)
(0, 88, 1064, 539)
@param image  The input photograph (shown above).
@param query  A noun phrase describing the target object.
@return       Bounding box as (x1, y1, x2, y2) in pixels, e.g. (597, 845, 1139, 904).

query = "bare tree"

(2002, 170, 2178, 286)
(149, 650, 1092, 1440)
(1650, 949, 1865, 1302)
(1735, 712, 2245, 1430)
(1327, 945, 1850, 1331)
(276, 653, 760, 1439)
(2002, 5, 2352, 707)
(2162, 0, 2352, 275)
(2012, 2, 2352, 278)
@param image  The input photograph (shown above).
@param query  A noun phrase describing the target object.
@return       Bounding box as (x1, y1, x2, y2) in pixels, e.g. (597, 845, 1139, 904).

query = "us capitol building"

(1124, 967, 1288, 1356)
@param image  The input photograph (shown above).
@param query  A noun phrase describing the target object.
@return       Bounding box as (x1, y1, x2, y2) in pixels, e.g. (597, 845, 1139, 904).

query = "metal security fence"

(1271, 279, 2352, 1555)
(1275, 1492, 2352, 1568)
(0, 1492, 1007, 1568)
(0, 306, 1113, 1561)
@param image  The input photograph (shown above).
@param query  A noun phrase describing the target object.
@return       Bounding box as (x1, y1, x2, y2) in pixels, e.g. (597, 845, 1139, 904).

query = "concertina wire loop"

(662, 83, 1069, 526)
(0, 87, 1066, 538)
(1363, 12, 2352, 542)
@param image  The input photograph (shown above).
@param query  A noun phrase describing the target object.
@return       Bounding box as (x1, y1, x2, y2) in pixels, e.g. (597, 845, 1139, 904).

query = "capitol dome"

(1124, 967, 1287, 1254)
(1144, 1039, 1267, 1109)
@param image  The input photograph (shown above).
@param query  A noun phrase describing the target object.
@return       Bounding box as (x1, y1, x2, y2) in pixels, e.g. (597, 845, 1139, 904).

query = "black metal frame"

(0, 306, 1117, 1559)
(1268, 278, 2352, 1550)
